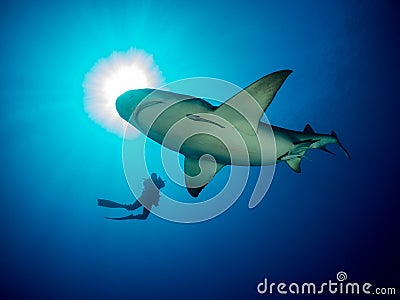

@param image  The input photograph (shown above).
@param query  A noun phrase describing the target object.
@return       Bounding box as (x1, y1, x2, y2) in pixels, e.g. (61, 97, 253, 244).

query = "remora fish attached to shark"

(185, 113, 225, 128)
(115, 70, 350, 198)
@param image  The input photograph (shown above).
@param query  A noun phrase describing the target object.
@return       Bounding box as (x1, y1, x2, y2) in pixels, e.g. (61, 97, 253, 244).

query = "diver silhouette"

(98, 173, 165, 220)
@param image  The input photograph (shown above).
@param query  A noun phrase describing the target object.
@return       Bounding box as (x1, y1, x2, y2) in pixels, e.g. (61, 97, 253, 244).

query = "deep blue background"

(1, 0, 399, 299)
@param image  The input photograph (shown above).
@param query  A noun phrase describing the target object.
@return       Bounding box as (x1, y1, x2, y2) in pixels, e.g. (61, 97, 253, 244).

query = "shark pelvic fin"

(280, 139, 316, 173)
(286, 157, 302, 173)
(214, 70, 292, 135)
(184, 156, 225, 197)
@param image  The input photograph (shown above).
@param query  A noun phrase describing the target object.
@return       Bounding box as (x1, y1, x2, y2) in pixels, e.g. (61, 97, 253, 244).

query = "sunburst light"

(83, 48, 164, 137)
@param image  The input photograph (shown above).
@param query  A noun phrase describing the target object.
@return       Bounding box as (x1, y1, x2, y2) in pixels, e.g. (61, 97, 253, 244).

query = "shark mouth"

(132, 100, 164, 123)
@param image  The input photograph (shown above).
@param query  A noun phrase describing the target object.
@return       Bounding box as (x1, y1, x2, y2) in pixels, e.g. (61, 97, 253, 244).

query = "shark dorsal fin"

(214, 70, 292, 135)
(184, 156, 225, 197)
(303, 124, 315, 134)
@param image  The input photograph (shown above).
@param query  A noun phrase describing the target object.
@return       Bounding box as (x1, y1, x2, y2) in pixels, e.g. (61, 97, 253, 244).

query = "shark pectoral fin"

(214, 70, 292, 134)
(285, 157, 302, 173)
(184, 156, 225, 197)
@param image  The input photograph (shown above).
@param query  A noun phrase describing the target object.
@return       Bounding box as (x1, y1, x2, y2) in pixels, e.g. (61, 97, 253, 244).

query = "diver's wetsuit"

(122, 200, 151, 219)
(98, 173, 164, 220)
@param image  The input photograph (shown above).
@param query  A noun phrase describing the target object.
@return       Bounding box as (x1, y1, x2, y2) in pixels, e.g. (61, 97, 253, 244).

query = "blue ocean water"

(1, 0, 399, 299)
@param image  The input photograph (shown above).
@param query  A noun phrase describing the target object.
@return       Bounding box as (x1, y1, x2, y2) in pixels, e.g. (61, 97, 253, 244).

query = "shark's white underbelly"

(134, 103, 285, 166)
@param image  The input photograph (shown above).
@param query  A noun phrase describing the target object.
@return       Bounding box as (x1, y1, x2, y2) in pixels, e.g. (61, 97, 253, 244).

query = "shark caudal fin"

(304, 124, 336, 156)
(280, 126, 350, 173)
(303, 125, 350, 160)
(331, 131, 351, 160)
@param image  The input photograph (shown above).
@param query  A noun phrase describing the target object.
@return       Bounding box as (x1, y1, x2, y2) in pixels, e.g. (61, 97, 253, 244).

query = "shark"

(116, 70, 350, 198)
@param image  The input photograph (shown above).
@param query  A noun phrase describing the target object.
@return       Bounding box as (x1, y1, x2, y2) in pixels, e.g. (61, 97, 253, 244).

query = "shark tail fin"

(331, 131, 351, 160)
(320, 146, 336, 156)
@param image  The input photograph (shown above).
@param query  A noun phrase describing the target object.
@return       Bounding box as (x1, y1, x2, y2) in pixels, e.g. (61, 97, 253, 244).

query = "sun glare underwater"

(83, 48, 164, 138)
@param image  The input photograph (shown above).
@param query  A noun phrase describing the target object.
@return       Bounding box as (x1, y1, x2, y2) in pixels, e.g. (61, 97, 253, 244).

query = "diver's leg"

(124, 200, 142, 211)
(130, 208, 151, 220)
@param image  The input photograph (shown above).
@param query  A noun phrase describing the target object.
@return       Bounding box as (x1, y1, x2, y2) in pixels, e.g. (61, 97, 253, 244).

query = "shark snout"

(116, 89, 156, 122)
(116, 91, 137, 121)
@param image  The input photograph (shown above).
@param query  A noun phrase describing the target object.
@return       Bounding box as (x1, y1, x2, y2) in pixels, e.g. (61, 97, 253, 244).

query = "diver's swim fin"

(104, 214, 134, 220)
(98, 199, 125, 208)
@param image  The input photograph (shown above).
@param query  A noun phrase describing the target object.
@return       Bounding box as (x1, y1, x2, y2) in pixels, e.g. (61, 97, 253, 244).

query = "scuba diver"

(98, 173, 165, 220)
